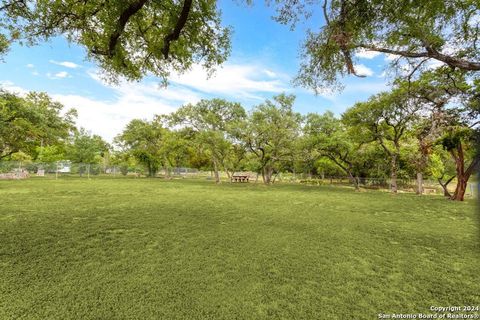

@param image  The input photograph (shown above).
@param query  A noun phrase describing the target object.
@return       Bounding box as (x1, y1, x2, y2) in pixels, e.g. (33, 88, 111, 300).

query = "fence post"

(87, 164, 90, 179)
(56, 161, 58, 180)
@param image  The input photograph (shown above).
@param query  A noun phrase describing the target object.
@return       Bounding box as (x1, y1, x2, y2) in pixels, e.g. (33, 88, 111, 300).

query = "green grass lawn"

(0, 178, 478, 319)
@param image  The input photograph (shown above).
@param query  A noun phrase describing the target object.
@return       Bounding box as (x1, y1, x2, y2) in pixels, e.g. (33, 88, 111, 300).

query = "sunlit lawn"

(0, 177, 478, 319)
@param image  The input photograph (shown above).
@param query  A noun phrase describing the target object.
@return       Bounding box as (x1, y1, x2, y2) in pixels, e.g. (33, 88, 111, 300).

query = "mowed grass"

(0, 178, 478, 320)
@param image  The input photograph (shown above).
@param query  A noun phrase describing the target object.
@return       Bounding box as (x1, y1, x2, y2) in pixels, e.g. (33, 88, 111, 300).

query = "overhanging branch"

(161, 0, 192, 59)
(108, 0, 148, 57)
(358, 44, 480, 71)
(90, 0, 148, 57)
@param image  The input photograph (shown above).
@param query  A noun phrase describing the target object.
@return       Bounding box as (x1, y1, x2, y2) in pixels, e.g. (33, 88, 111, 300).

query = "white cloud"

(353, 64, 374, 76)
(325, 81, 389, 114)
(0, 81, 29, 96)
(355, 49, 381, 59)
(344, 81, 388, 94)
(426, 59, 445, 70)
(2, 62, 289, 142)
(72, 63, 289, 140)
(52, 93, 176, 142)
(470, 13, 480, 25)
(40, 70, 203, 141)
(47, 71, 70, 79)
(169, 63, 288, 99)
(263, 69, 277, 78)
(306, 78, 388, 104)
(87, 70, 200, 105)
(49, 60, 81, 69)
(1, 74, 201, 142)
(56, 71, 69, 78)
(385, 53, 400, 61)
(26, 64, 39, 76)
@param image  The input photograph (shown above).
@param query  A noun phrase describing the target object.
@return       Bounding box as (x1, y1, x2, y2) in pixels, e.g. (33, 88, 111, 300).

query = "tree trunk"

(272, 171, 279, 184)
(416, 172, 423, 195)
(347, 172, 359, 190)
(441, 185, 451, 197)
(390, 154, 398, 193)
(438, 175, 455, 198)
(212, 158, 220, 184)
(262, 166, 274, 184)
(449, 143, 468, 201)
(147, 162, 157, 177)
(328, 157, 358, 191)
(164, 165, 170, 179)
(353, 176, 360, 191)
(222, 162, 232, 180)
(451, 177, 467, 201)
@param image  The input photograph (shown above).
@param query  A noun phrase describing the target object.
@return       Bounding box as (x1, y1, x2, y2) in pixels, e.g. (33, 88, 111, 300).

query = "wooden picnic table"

(231, 175, 249, 183)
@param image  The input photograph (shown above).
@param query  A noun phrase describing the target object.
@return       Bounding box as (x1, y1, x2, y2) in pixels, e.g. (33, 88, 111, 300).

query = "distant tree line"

(1, 0, 479, 201)
(1, 65, 478, 201)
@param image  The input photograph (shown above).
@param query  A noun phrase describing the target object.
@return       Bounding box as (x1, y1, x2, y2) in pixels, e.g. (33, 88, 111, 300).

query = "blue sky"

(0, 1, 391, 142)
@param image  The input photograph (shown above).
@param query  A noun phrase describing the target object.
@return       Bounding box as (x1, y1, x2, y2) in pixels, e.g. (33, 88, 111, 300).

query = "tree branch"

(161, 0, 192, 59)
(0, 0, 26, 12)
(0, 149, 16, 160)
(107, 0, 148, 57)
(438, 174, 455, 198)
(465, 154, 480, 179)
(322, 0, 330, 25)
(358, 44, 480, 71)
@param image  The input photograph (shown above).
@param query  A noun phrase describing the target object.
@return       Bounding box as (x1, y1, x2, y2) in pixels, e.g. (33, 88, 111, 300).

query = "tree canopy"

(169, 98, 246, 183)
(243, 93, 302, 184)
(67, 128, 109, 165)
(272, 0, 480, 91)
(303, 111, 361, 189)
(0, 0, 230, 82)
(0, 85, 476, 201)
(115, 117, 167, 177)
(342, 88, 421, 192)
(0, 90, 76, 160)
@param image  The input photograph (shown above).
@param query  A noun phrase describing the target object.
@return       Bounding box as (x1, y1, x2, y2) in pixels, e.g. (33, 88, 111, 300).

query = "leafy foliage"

(115, 118, 166, 177)
(303, 111, 361, 187)
(243, 93, 302, 184)
(0, 90, 76, 159)
(0, 0, 231, 82)
(272, 0, 480, 91)
(169, 99, 246, 182)
(67, 128, 109, 165)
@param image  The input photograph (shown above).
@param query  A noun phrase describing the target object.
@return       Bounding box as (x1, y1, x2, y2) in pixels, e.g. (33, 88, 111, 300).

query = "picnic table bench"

(423, 188, 437, 194)
(231, 175, 249, 183)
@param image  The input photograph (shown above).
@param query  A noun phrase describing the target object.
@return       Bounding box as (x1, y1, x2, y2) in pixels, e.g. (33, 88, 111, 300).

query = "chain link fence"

(0, 161, 201, 179)
(0, 161, 477, 198)
(275, 172, 478, 198)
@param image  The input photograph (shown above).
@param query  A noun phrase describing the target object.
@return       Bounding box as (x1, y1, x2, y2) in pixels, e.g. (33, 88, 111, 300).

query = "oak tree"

(0, 90, 76, 159)
(169, 98, 246, 183)
(0, 0, 231, 82)
(273, 0, 480, 91)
